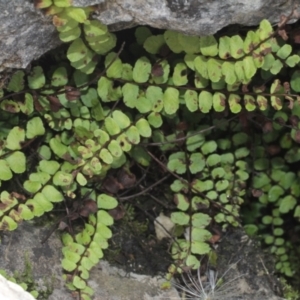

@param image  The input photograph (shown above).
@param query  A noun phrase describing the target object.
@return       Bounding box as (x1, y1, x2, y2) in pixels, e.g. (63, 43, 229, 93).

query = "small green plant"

(281, 277, 300, 300)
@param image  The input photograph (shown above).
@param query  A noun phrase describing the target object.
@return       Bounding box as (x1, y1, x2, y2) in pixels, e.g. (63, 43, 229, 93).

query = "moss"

(281, 277, 300, 300)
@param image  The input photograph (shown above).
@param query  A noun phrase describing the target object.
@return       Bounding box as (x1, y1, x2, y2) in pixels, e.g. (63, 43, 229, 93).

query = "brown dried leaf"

(294, 130, 300, 143)
(209, 234, 221, 244)
(34, 0, 49, 8)
(283, 82, 290, 94)
(289, 115, 299, 127)
(253, 84, 266, 93)
(78, 207, 90, 217)
(11, 192, 26, 202)
(151, 64, 164, 77)
(47, 95, 61, 112)
(263, 121, 273, 133)
(33, 92, 44, 112)
(278, 14, 289, 28)
(290, 28, 300, 44)
(85, 199, 98, 212)
(0, 221, 9, 230)
(175, 131, 185, 146)
(285, 96, 294, 109)
(266, 145, 281, 156)
(117, 169, 136, 189)
(103, 176, 123, 193)
(52, 15, 66, 27)
(108, 205, 126, 220)
(251, 189, 263, 197)
(79, 199, 98, 217)
(0, 202, 8, 211)
(274, 116, 286, 126)
(69, 212, 80, 221)
(242, 84, 249, 93)
(65, 86, 81, 101)
(176, 121, 188, 131)
(278, 29, 288, 41)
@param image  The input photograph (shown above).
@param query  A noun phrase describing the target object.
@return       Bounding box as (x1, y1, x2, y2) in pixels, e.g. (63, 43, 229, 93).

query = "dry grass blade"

(169, 259, 246, 300)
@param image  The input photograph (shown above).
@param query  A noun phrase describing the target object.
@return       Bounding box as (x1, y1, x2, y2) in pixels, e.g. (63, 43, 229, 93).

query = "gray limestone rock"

(93, 0, 300, 35)
(0, 0, 61, 72)
(1, 0, 300, 71)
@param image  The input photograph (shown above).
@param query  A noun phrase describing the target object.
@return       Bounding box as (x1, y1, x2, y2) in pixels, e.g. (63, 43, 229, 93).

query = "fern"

(0, 1, 300, 298)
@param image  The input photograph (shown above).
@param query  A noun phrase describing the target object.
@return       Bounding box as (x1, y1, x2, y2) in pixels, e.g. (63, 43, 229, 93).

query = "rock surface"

(93, 0, 300, 35)
(0, 0, 61, 72)
(1, 0, 300, 71)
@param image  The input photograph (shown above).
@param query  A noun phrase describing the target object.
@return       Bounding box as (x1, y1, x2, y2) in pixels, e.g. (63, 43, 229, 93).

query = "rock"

(0, 221, 67, 299)
(0, 274, 36, 300)
(154, 212, 175, 241)
(93, 0, 300, 35)
(1, 0, 300, 71)
(0, 0, 60, 72)
(82, 260, 181, 300)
